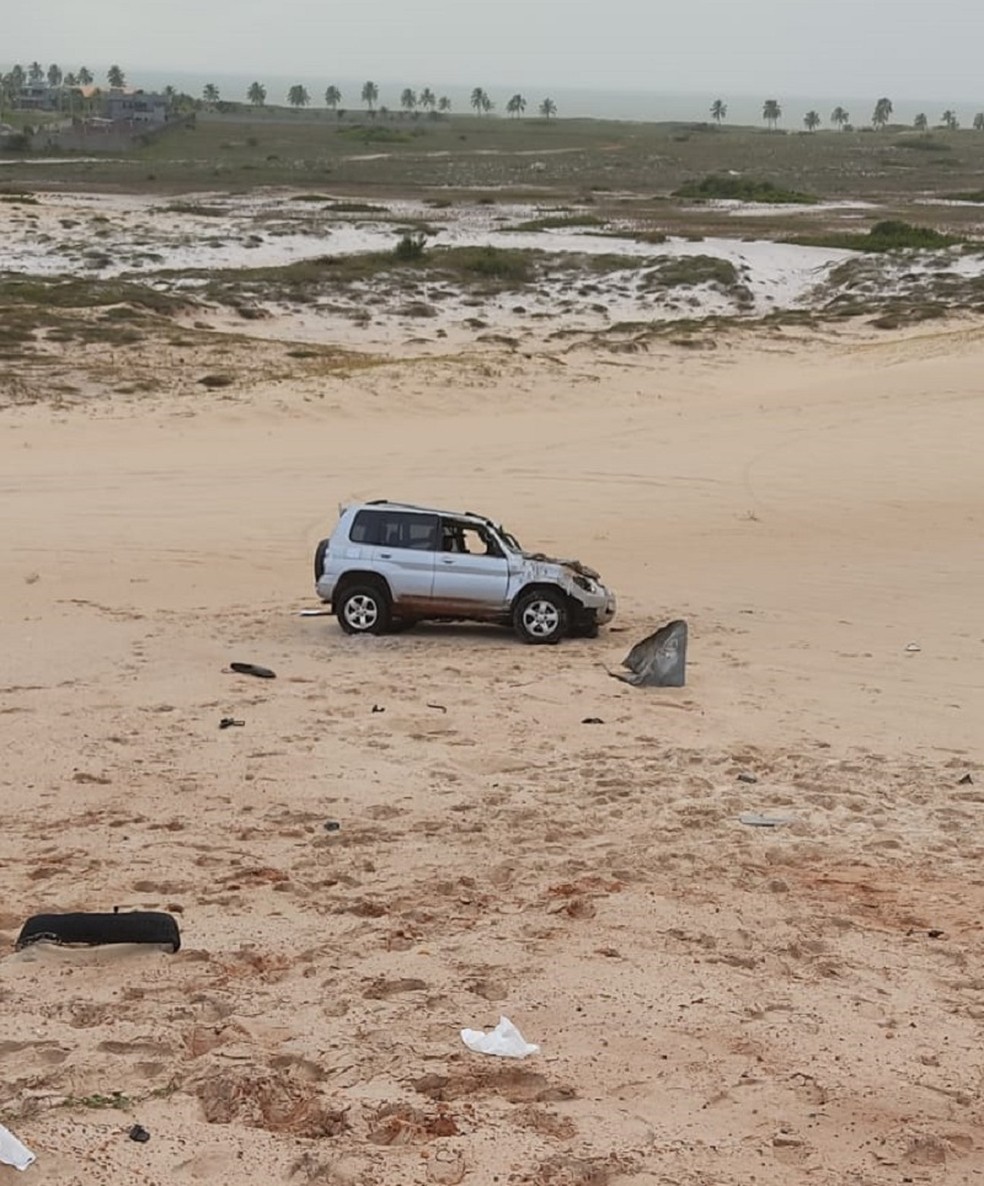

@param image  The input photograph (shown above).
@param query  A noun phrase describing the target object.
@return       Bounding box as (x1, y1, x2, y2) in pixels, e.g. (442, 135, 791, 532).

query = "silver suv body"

(314, 500, 617, 644)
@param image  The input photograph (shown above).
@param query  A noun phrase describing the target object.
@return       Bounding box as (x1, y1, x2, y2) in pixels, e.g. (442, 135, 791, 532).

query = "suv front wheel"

(337, 582, 392, 636)
(513, 588, 568, 645)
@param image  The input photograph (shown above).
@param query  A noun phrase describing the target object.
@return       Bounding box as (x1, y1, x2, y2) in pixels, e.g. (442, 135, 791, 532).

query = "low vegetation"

(789, 219, 964, 252)
(510, 213, 606, 232)
(674, 175, 818, 204)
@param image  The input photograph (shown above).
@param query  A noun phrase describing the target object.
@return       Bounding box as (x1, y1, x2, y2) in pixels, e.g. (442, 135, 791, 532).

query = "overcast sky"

(6, 0, 984, 102)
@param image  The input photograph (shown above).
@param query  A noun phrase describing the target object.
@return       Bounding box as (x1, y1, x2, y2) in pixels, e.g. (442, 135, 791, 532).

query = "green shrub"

(674, 175, 817, 204)
(394, 232, 427, 261)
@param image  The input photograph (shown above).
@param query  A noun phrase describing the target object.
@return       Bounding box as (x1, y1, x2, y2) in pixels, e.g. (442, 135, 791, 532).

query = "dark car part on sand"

(16, 911, 181, 953)
(229, 662, 277, 679)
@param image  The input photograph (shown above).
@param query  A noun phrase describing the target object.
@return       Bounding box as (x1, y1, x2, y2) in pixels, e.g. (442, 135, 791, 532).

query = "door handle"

(441, 558, 455, 565)
(379, 552, 392, 559)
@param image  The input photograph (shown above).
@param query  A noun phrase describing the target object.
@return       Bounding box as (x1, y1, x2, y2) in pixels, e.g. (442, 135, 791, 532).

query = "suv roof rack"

(361, 499, 495, 526)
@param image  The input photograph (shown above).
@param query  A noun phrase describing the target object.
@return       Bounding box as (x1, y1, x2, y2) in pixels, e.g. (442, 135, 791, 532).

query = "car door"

(430, 519, 511, 618)
(369, 510, 438, 614)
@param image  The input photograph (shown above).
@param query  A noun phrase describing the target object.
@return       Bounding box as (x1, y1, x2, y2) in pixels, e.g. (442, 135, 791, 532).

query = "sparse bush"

(394, 232, 427, 261)
(674, 175, 818, 204)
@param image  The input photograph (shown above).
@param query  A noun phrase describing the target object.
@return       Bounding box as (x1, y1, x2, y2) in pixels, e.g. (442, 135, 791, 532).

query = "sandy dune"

(1, 322, 983, 1185)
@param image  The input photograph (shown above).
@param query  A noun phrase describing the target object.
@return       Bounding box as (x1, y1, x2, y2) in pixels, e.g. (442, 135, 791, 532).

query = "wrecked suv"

(314, 500, 616, 644)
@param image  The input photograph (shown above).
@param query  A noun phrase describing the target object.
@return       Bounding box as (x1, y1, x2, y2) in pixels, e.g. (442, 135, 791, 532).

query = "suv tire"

(337, 581, 392, 636)
(513, 588, 568, 645)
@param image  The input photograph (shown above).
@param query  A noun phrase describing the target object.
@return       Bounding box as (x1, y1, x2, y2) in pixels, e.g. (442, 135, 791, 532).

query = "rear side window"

(349, 510, 438, 551)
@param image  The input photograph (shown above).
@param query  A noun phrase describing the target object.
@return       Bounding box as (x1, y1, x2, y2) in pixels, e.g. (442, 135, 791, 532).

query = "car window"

(440, 519, 504, 558)
(350, 509, 438, 551)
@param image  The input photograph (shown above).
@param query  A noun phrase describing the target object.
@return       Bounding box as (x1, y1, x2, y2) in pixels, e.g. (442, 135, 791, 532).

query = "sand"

(1, 320, 983, 1185)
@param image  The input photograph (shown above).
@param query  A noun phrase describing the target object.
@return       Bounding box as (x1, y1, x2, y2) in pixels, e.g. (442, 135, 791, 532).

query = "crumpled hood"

(522, 552, 602, 582)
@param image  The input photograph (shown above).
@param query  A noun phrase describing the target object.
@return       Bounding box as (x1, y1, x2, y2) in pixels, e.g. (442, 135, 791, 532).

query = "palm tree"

(913, 112, 928, 132)
(324, 85, 342, 112)
(287, 85, 310, 109)
(9, 64, 25, 91)
(400, 87, 417, 116)
(974, 113, 984, 132)
(710, 99, 727, 126)
(762, 99, 782, 130)
(203, 82, 220, 105)
(77, 66, 93, 86)
(247, 81, 266, 106)
(47, 64, 63, 88)
(419, 87, 436, 113)
(539, 97, 557, 119)
(941, 109, 959, 130)
(107, 64, 125, 89)
(28, 61, 44, 84)
(438, 96, 451, 113)
(361, 80, 378, 113)
(804, 110, 821, 133)
(470, 87, 487, 115)
(64, 72, 78, 87)
(872, 97, 893, 129)
(506, 93, 526, 118)
(830, 106, 849, 130)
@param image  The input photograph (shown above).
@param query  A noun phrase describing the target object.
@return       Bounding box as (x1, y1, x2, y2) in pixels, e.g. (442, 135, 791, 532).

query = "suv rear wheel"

(513, 588, 568, 645)
(337, 582, 392, 636)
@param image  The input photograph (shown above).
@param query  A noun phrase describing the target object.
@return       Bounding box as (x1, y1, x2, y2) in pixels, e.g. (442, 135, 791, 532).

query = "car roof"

(354, 500, 497, 527)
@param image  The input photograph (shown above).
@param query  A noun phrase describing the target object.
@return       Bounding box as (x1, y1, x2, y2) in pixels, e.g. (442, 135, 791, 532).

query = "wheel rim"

(344, 594, 379, 631)
(522, 599, 560, 638)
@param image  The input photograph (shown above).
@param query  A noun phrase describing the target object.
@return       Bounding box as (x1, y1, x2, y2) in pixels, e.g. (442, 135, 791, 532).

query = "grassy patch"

(162, 201, 227, 217)
(942, 190, 984, 203)
(642, 255, 742, 289)
(64, 1092, 132, 1111)
(510, 213, 606, 231)
(336, 125, 412, 145)
(893, 136, 952, 153)
(789, 219, 963, 252)
(674, 174, 818, 204)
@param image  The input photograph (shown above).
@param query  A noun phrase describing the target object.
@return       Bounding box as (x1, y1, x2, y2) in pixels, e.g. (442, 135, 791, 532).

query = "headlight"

(573, 575, 595, 592)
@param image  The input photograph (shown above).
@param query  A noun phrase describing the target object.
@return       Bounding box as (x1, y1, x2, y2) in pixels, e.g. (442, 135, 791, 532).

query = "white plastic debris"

(0, 1123, 36, 1171)
(460, 1015, 540, 1059)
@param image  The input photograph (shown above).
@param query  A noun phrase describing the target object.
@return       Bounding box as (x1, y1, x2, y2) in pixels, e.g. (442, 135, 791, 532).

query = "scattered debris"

(958, 773, 974, 785)
(0, 1122, 35, 1171)
(229, 662, 277, 679)
(905, 642, 921, 653)
(426, 703, 448, 713)
(298, 608, 331, 617)
(738, 813, 795, 828)
(324, 821, 341, 833)
(581, 717, 605, 725)
(219, 717, 245, 730)
(610, 620, 688, 687)
(737, 771, 759, 784)
(927, 929, 945, 940)
(128, 1125, 151, 1144)
(371, 704, 386, 714)
(461, 1016, 540, 1059)
(16, 910, 181, 953)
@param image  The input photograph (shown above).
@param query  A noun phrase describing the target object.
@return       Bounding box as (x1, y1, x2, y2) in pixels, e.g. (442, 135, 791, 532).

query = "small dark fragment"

(229, 662, 276, 679)
(426, 703, 448, 713)
(324, 821, 341, 832)
(371, 704, 385, 714)
(128, 1125, 151, 1143)
(927, 929, 945, 939)
(219, 718, 245, 729)
(958, 773, 974, 785)
(581, 717, 604, 725)
(737, 772, 758, 784)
